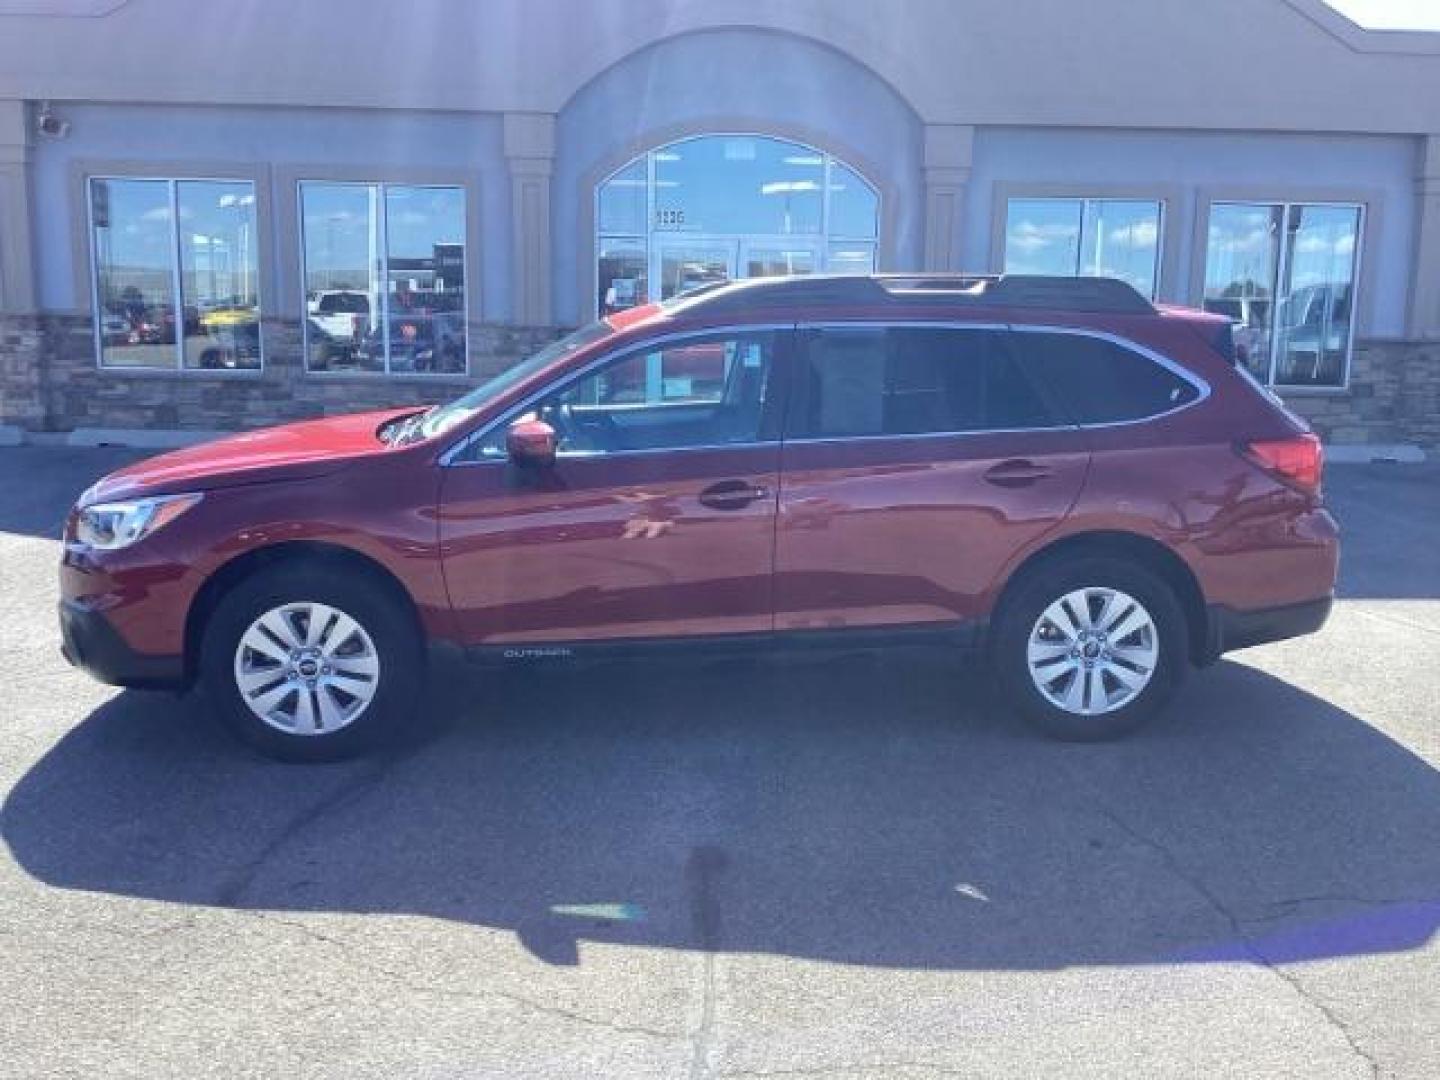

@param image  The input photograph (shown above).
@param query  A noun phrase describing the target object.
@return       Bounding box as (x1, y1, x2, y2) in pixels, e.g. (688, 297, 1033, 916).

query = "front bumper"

(1203, 595, 1334, 662)
(59, 599, 185, 690)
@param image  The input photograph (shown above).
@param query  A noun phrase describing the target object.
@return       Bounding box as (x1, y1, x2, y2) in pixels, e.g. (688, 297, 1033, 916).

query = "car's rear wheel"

(200, 562, 422, 762)
(991, 556, 1187, 741)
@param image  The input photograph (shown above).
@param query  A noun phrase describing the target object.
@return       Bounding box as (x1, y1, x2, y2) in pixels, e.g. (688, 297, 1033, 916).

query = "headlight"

(73, 493, 203, 551)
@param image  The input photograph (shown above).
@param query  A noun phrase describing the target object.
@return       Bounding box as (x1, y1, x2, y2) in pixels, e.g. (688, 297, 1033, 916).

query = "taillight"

(1240, 433, 1324, 495)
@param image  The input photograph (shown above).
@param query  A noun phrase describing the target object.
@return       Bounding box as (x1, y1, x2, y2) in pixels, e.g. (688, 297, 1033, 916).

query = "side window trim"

(784, 320, 1078, 444)
(1007, 324, 1211, 428)
(446, 323, 794, 466)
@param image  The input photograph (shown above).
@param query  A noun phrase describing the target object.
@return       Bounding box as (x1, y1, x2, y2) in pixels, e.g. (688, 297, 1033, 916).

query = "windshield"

(416, 319, 617, 440)
(315, 292, 369, 314)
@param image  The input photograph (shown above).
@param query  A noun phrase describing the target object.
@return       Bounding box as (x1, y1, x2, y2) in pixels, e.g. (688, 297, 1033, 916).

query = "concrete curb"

(1325, 443, 1427, 465)
(64, 428, 233, 450)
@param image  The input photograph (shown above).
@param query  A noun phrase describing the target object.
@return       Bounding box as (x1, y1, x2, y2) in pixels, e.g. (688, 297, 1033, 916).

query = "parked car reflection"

(357, 311, 466, 374)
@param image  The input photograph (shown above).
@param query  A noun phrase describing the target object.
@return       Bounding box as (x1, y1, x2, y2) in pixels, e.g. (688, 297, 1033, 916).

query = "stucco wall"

(3, 1, 1439, 130)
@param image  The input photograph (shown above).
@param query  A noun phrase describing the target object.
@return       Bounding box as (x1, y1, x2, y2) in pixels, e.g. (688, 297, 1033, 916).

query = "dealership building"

(0, 0, 1438, 452)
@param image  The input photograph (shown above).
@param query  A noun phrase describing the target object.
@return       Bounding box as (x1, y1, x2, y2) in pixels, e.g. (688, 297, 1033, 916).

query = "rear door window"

(1013, 330, 1200, 424)
(791, 326, 1060, 438)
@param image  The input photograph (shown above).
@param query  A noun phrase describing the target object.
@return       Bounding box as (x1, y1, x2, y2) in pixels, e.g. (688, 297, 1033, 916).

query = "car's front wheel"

(991, 556, 1187, 741)
(200, 562, 422, 762)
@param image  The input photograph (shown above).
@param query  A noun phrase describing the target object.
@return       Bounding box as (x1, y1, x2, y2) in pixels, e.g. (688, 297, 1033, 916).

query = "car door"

(437, 328, 786, 647)
(774, 323, 1090, 633)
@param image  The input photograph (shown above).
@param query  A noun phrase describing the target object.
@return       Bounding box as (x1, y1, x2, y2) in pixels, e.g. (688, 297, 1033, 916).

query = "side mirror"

(506, 418, 557, 469)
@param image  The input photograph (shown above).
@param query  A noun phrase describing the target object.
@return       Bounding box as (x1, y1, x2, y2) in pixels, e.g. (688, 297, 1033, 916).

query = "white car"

(306, 290, 372, 343)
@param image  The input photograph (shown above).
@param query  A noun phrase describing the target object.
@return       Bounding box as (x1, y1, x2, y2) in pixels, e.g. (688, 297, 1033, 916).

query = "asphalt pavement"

(1, 448, 1438, 1079)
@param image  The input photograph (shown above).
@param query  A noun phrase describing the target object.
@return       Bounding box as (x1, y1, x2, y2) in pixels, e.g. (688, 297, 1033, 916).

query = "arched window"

(595, 135, 880, 316)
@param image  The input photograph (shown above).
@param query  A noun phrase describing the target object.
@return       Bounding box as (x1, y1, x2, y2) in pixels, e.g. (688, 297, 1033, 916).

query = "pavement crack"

(687, 845, 727, 1080)
(243, 912, 676, 1041)
(213, 755, 400, 907)
(1092, 805, 1381, 1079)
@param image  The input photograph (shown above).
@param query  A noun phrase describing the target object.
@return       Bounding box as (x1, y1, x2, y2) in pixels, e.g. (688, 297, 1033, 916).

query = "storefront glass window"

(300, 181, 467, 375)
(1004, 197, 1163, 299)
(178, 181, 261, 370)
(89, 176, 262, 370)
(1203, 201, 1361, 388)
(1204, 203, 1283, 383)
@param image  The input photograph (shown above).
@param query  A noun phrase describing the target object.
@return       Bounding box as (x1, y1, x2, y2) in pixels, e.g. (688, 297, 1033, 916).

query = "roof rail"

(663, 273, 1155, 316)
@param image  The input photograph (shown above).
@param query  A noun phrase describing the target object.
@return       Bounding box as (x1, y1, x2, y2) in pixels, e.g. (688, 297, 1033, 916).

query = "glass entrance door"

(741, 242, 819, 280)
(654, 238, 822, 303)
(656, 242, 735, 301)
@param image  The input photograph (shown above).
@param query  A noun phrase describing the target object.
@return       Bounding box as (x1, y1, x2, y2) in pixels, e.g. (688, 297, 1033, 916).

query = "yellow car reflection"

(200, 306, 259, 331)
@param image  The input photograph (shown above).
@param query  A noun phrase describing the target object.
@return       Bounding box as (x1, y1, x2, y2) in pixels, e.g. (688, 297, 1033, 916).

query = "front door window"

(476, 332, 777, 459)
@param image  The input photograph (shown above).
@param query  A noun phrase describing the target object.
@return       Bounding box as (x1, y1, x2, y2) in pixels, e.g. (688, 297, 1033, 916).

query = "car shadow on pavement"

(5, 652, 1439, 970)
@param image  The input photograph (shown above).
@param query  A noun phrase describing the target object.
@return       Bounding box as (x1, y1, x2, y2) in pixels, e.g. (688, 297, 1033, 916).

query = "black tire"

(199, 561, 424, 762)
(990, 555, 1188, 742)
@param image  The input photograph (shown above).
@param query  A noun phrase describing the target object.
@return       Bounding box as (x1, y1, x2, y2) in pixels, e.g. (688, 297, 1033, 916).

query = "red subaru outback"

(60, 275, 1338, 760)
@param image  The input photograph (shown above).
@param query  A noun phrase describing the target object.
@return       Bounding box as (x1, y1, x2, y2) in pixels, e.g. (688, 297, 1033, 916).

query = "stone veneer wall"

(1280, 339, 1439, 451)
(0, 314, 46, 431)
(1, 313, 564, 434)
(2, 312, 1437, 448)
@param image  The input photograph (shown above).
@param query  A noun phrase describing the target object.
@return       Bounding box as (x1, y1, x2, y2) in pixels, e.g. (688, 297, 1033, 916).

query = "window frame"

(296, 178, 472, 379)
(1197, 196, 1367, 392)
(997, 194, 1168, 301)
(83, 170, 267, 375)
(447, 324, 795, 466)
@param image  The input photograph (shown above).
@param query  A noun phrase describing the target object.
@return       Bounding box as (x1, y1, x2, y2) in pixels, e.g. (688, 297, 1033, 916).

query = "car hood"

(82, 408, 418, 503)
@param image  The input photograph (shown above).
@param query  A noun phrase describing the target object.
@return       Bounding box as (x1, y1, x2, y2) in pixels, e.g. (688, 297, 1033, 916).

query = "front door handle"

(698, 479, 771, 510)
(983, 459, 1053, 488)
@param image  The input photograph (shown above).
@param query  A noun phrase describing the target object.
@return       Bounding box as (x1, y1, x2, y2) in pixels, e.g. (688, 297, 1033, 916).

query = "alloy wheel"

(1026, 586, 1159, 716)
(232, 602, 381, 735)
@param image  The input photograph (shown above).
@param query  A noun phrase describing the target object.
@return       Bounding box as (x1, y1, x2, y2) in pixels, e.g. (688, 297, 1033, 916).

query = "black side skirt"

(454, 621, 986, 668)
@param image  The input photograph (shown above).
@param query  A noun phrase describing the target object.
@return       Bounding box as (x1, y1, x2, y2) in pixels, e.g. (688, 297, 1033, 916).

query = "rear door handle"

(983, 459, 1053, 488)
(698, 479, 772, 510)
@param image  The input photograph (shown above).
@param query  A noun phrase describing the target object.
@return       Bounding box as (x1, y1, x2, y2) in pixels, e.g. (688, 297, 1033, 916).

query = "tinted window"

(794, 327, 1057, 438)
(1016, 332, 1199, 424)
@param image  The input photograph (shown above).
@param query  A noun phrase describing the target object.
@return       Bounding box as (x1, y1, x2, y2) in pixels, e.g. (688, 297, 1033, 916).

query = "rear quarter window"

(1015, 331, 1200, 424)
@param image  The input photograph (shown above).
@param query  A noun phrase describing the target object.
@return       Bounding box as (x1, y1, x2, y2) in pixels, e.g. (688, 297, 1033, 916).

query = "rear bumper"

(1204, 595, 1333, 661)
(59, 600, 186, 690)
